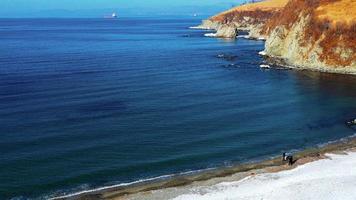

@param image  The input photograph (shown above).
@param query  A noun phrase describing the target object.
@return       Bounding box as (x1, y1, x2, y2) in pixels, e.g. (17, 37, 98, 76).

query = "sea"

(0, 17, 355, 199)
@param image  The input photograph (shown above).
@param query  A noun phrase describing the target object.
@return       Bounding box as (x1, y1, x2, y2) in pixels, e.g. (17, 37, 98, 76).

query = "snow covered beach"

(172, 151, 356, 200)
(59, 138, 356, 200)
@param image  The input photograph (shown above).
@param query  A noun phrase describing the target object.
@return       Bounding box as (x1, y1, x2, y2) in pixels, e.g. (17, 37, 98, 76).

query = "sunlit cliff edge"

(196, 0, 288, 38)
(263, 0, 356, 73)
(197, 0, 356, 74)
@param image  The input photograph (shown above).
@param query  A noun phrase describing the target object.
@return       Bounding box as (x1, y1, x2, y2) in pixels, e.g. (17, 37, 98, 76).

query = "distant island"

(195, 0, 356, 74)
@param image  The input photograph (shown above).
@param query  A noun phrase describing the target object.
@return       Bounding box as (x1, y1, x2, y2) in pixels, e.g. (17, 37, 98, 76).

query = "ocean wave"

(259, 64, 271, 69)
(204, 33, 217, 37)
(49, 175, 174, 200)
(189, 26, 202, 29)
(258, 51, 266, 56)
(317, 132, 356, 148)
(48, 132, 356, 200)
(237, 35, 250, 39)
(49, 168, 216, 200)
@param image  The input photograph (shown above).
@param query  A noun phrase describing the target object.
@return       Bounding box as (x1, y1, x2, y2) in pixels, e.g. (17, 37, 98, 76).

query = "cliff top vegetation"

(211, 0, 288, 22)
(315, 0, 356, 25)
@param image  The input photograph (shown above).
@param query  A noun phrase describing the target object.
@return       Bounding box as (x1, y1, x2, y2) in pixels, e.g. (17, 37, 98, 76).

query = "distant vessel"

(112, 12, 118, 18)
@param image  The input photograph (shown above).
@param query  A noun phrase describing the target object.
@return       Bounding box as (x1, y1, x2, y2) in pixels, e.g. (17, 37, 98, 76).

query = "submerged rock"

(216, 53, 238, 61)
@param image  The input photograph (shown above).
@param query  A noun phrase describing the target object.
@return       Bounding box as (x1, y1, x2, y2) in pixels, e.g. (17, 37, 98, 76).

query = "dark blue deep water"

(0, 18, 356, 199)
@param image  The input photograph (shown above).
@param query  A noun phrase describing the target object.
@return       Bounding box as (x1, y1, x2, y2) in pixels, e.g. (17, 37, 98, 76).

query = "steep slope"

(197, 0, 288, 38)
(263, 0, 356, 74)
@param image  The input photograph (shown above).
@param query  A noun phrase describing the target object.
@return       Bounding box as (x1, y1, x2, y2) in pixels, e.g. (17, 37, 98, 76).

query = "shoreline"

(49, 25, 355, 200)
(194, 22, 356, 76)
(53, 133, 356, 200)
(260, 53, 356, 76)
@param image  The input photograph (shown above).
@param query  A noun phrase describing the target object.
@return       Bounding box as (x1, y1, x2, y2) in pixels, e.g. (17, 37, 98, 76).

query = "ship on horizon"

(104, 12, 118, 19)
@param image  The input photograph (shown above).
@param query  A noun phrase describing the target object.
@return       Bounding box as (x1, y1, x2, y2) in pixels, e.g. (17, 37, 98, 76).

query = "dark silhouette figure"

(288, 156, 294, 166)
(282, 152, 287, 161)
(282, 152, 294, 166)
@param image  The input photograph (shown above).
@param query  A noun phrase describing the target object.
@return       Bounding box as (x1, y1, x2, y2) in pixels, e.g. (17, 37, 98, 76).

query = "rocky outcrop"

(195, 20, 237, 38)
(197, 0, 288, 38)
(215, 25, 238, 38)
(195, 20, 222, 30)
(199, 0, 356, 74)
(263, 0, 356, 74)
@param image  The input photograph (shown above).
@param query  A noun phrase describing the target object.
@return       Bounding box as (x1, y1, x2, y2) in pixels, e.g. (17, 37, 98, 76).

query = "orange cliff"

(197, 0, 356, 74)
(196, 0, 288, 38)
(263, 0, 356, 74)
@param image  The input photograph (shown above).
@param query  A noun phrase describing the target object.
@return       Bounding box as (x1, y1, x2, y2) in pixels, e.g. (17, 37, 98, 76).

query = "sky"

(0, 0, 244, 18)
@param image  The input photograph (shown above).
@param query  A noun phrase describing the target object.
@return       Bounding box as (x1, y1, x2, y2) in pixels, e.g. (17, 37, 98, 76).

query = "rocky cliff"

(263, 0, 356, 74)
(198, 0, 288, 38)
(199, 0, 356, 74)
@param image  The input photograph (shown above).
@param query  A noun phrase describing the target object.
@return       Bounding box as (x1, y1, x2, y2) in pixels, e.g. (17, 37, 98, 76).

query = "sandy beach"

(55, 135, 356, 200)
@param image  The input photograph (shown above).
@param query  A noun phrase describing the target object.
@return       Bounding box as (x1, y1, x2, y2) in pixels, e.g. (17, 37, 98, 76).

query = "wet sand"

(53, 135, 356, 200)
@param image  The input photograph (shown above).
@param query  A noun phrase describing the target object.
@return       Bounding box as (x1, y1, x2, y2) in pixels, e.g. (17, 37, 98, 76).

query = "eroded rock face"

(215, 25, 237, 38)
(264, 0, 356, 74)
(197, 20, 222, 30)
(199, 0, 355, 74)
(199, 18, 268, 39)
(196, 20, 237, 38)
(197, 0, 288, 38)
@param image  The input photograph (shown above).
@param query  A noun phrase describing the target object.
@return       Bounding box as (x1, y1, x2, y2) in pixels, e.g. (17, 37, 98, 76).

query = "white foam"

(204, 33, 217, 37)
(257, 37, 266, 40)
(258, 51, 267, 56)
(237, 35, 250, 39)
(189, 26, 204, 29)
(189, 26, 214, 30)
(172, 151, 356, 200)
(260, 64, 271, 69)
(49, 175, 174, 200)
(49, 168, 216, 200)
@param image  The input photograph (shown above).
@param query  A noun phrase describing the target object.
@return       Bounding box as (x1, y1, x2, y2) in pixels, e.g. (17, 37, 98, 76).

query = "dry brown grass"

(316, 0, 356, 25)
(262, 0, 356, 67)
(211, 0, 288, 22)
(209, 0, 355, 67)
(220, 0, 287, 13)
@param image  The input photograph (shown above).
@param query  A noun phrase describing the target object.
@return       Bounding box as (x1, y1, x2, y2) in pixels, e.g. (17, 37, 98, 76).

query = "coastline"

(199, 28, 356, 75)
(2, 15, 355, 200)
(52, 133, 356, 200)
(260, 52, 356, 75)
(48, 22, 355, 200)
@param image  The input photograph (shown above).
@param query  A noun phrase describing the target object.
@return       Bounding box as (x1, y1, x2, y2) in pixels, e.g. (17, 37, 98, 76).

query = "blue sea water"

(0, 18, 355, 199)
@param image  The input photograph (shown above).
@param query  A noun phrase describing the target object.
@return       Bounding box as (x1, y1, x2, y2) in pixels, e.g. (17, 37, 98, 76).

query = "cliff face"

(200, 0, 356, 74)
(263, 0, 356, 74)
(199, 0, 288, 38)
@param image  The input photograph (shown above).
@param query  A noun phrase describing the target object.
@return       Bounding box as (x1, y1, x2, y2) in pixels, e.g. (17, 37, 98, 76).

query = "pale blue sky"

(0, 0, 243, 18)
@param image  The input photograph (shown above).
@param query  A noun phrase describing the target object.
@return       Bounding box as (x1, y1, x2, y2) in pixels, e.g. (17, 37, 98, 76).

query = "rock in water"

(215, 25, 237, 38)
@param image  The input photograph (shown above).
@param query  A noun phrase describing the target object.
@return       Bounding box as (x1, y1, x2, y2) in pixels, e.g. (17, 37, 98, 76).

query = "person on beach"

(282, 152, 287, 161)
(288, 155, 294, 166)
(282, 152, 294, 165)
